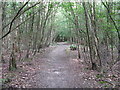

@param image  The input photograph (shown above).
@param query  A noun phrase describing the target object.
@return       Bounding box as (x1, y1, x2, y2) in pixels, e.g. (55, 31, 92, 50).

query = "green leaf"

(98, 81, 108, 84)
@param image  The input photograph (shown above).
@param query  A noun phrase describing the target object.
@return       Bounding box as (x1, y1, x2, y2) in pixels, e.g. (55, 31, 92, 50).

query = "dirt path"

(29, 42, 99, 88)
(2, 42, 118, 88)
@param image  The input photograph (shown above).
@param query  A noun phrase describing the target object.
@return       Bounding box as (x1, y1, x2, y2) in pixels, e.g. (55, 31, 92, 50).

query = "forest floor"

(2, 42, 119, 88)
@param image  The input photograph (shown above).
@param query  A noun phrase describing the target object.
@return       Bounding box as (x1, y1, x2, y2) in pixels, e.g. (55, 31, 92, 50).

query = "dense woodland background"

(0, 1, 120, 88)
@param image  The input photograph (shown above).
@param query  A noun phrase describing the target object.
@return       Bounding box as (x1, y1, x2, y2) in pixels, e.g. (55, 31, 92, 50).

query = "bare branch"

(0, 0, 30, 39)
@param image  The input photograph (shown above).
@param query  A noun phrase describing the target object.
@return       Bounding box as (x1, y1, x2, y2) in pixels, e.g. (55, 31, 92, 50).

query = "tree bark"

(0, 2, 3, 88)
(83, 2, 95, 70)
(88, 2, 102, 70)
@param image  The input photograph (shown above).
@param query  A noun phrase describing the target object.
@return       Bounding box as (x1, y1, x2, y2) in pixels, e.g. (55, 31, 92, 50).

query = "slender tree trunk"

(0, 3, 3, 88)
(83, 3, 95, 69)
(69, 3, 81, 59)
(89, 2, 102, 70)
(1, 2, 5, 63)
(9, 43, 17, 71)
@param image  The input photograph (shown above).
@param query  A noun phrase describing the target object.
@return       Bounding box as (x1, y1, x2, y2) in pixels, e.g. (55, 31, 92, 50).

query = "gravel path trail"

(31, 43, 99, 88)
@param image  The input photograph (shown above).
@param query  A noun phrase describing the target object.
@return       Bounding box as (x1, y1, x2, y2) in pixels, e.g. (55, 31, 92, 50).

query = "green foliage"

(61, 2, 74, 12)
(117, 4, 120, 10)
(54, 7, 73, 40)
(48, 3, 53, 8)
(103, 85, 111, 88)
(98, 81, 108, 84)
(96, 74, 104, 78)
(0, 78, 11, 84)
(70, 44, 77, 50)
(26, 10, 32, 17)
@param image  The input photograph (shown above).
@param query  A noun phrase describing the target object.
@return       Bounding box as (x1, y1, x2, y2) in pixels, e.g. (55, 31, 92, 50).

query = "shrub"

(70, 44, 77, 50)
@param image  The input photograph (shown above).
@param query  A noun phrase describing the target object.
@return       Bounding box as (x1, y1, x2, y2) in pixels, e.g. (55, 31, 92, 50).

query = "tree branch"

(102, 1, 120, 40)
(2, 2, 40, 31)
(0, 0, 30, 39)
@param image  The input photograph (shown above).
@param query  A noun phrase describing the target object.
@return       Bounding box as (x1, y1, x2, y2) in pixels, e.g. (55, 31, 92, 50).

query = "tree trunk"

(83, 3, 95, 70)
(0, 3, 3, 88)
(89, 2, 102, 70)
(9, 43, 17, 71)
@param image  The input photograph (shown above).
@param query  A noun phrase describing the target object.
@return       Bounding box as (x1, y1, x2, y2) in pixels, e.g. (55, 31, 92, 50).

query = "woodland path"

(29, 42, 99, 88)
